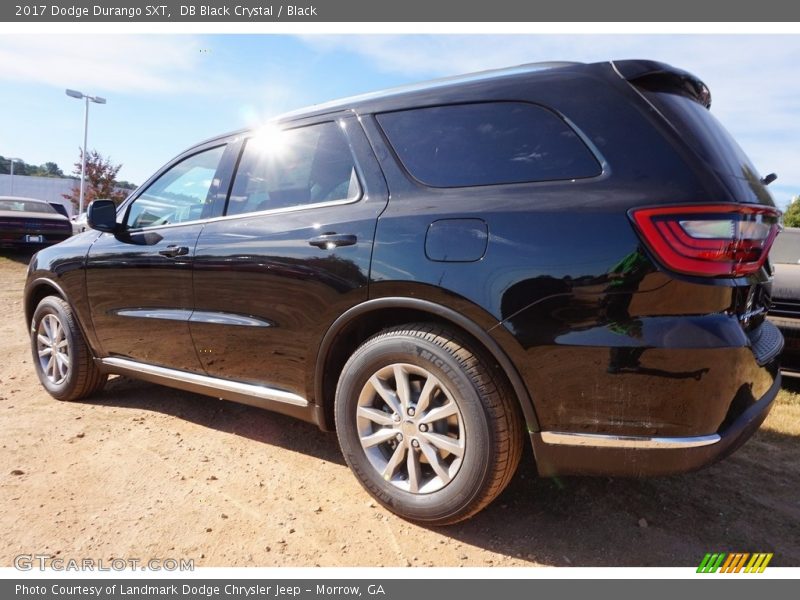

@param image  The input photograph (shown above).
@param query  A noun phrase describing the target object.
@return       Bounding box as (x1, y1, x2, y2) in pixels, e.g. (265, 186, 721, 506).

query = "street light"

(7, 157, 23, 195)
(65, 89, 106, 215)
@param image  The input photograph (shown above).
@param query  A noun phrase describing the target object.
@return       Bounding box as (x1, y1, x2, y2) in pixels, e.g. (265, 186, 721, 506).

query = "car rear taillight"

(629, 204, 781, 277)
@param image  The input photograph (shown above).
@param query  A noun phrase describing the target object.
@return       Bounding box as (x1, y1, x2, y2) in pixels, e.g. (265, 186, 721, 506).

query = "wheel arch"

(25, 277, 99, 356)
(25, 277, 69, 325)
(312, 297, 539, 434)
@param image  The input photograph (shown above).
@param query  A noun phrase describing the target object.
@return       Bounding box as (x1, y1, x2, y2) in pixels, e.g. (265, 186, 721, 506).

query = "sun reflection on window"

(249, 124, 291, 158)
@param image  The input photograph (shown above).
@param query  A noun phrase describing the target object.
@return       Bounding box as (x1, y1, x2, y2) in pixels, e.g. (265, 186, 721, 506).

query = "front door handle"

(158, 245, 190, 258)
(308, 234, 357, 249)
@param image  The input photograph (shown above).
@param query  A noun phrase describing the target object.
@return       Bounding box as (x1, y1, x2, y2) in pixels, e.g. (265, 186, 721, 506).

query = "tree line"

(782, 196, 800, 228)
(0, 155, 68, 178)
(0, 153, 137, 191)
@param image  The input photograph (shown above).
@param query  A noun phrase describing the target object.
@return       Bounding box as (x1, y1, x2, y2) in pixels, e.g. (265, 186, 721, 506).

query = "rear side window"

(376, 102, 601, 187)
(226, 121, 361, 216)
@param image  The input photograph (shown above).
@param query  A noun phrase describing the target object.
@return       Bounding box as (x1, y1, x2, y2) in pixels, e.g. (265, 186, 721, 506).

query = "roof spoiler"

(611, 60, 712, 109)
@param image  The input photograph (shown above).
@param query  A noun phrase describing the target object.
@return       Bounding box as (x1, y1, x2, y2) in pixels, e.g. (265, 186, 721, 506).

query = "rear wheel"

(335, 323, 523, 525)
(31, 296, 107, 401)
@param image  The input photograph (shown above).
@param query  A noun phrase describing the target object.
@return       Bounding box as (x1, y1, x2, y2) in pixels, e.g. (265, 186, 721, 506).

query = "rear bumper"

(531, 366, 780, 477)
(0, 232, 71, 248)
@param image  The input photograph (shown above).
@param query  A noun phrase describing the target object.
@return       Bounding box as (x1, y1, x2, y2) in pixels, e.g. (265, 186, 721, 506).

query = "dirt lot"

(1, 251, 798, 568)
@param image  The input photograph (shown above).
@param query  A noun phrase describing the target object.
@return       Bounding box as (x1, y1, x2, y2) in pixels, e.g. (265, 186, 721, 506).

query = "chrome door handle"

(308, 234, 357, 249)
(158, 245, 189, 258)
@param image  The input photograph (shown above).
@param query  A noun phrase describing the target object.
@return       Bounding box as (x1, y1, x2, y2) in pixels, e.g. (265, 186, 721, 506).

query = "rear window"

(376, 102, 601, 188)
(641, 90, 760, 181)
(0, 199, 57, 214)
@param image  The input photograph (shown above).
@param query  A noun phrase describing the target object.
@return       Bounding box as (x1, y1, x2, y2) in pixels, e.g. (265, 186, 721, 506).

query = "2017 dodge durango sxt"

(25, 60, 783, 524)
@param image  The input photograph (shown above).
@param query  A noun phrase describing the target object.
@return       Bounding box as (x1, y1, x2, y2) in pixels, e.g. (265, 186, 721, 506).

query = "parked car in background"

(768, 227, 800, 374)
(24, 60, 783, 524)
(70, 212, 88, 235)
(0, 196, 72, 249)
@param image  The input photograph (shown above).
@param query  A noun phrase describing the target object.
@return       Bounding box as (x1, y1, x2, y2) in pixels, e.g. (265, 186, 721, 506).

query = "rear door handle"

(308, 234, 357, 249)
(158, 245, 190, 258)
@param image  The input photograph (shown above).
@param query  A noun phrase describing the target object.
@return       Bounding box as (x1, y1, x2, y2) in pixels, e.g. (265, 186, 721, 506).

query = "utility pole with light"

(65, 89, 106, 215)
(8, 157, 23, 195)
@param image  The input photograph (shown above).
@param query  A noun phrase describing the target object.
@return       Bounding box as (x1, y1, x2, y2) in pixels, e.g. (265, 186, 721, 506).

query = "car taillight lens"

(629, 204, 781, 277)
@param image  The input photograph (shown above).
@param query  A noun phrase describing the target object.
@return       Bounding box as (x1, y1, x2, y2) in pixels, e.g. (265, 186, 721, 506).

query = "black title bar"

(3, 0, 800, 22)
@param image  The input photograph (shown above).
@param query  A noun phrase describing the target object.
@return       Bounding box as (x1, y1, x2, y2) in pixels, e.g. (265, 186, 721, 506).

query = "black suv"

(25, 60, 783, 524)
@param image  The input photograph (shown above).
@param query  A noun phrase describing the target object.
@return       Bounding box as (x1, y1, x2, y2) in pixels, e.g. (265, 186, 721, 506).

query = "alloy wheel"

(356, 363, 465, 494)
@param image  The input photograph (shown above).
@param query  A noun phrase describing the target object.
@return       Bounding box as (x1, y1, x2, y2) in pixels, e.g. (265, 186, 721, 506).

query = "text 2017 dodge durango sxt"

(25, 60, 783, 524)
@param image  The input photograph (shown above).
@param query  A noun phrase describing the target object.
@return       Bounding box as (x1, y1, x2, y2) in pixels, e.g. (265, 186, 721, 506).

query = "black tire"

(335, 323, 524, 525)
(30, 296, 107, 401)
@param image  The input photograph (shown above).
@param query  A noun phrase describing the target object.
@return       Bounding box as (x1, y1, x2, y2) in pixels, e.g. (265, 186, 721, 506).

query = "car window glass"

(376, 102, 601, 187)
(226, 121, 360, 216)
(125, 145, 225, 229)
(0, 199, 57, 214)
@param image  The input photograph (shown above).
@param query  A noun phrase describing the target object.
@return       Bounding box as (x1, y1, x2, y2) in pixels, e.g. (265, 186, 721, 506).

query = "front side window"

(226, 121, 360, 217)
(125, 145, 225, 229)
(377, 102, 602, 187)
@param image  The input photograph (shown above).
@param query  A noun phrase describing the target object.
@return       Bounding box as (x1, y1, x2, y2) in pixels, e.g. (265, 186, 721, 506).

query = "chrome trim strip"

(540, 431, 721, 449)
(738, 306, 768, 322)
(189, 311, 273, 328)
(122, 192, 363, 234)
(114, 308, 192, 322)
(114, 308, 273, 328)
(100, 357, 307, 407)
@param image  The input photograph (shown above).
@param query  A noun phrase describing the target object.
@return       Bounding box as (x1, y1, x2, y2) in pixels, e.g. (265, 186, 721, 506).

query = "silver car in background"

(768, 227, 800, 375)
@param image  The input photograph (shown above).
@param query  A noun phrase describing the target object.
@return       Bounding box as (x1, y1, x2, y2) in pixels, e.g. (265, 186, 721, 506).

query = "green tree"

(783, 195, 800, 228)
(0, 156, 30, 175)
(62, 149, 128, 210)
(1, 156, 67, 177)
(39, 162, 64, 178)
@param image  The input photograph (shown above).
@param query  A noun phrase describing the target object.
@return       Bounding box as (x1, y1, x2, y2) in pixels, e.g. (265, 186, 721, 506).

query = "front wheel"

(30, 296, 107, 401)
(335, 324, 523, 525)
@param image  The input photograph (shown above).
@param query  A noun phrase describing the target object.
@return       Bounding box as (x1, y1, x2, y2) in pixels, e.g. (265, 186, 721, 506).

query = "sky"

(0, 33, 798, 207)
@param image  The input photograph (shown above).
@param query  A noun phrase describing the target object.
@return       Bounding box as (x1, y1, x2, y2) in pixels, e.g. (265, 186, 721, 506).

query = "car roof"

(276, 61, 583, 121)
(194, 60, 589, 148)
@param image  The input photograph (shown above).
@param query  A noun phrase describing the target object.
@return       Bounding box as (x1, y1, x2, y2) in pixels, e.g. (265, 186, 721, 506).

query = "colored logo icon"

(697, 553, 773, 573)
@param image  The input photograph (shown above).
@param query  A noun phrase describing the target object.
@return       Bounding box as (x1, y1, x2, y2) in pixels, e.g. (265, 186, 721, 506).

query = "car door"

(190, 115, 388, 398)
(85, 142, 234, 371)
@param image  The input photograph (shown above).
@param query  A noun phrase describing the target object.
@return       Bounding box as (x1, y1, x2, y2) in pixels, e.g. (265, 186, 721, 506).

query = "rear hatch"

(615, 59, 775, 207)
(616, 60, 782, 362)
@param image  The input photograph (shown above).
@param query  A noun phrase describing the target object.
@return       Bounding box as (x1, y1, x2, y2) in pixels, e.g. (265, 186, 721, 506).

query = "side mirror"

(87, 199, 118, 233)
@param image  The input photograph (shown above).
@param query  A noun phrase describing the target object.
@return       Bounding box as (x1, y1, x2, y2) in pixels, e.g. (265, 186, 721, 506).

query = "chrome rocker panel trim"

(99, 357, 312, 421)
(539, 431, 721, 449)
